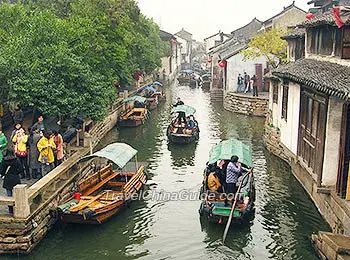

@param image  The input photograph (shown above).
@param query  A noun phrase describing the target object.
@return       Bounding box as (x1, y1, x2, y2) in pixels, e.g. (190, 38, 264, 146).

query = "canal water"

(12, 83, 330, 260)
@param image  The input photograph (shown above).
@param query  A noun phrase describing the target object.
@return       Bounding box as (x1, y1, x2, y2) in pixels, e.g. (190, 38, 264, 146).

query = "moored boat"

(118, 96, 149, 127)
(57, 143, 146, 224)
(167, 104, 199, 144)
(199, 139, 255, 225)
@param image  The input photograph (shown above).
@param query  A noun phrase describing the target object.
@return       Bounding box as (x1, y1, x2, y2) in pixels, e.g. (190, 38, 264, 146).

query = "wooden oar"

(84, 172, 119, 196)
(222, 170, 252, 243)
(70, 191, 107, 213)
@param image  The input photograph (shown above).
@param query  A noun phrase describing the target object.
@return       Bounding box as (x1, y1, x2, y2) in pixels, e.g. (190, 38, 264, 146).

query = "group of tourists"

(171, 98, 197, 135)
(205, 155, 251, 195)
(237, 72, 259, 97)
(0, 115, 65, 215)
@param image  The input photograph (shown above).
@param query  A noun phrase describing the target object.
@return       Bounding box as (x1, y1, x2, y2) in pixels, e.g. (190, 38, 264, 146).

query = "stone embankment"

(223, 92, 268, 117)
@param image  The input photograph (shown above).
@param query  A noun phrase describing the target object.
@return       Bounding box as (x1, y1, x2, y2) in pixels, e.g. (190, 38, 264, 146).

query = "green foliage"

(0, 0, 164, 120)
(241, 28, 288, 68)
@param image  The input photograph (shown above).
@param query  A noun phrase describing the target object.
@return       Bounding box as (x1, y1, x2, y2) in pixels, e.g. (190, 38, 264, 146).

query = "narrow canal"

(15, 83, 330, 260)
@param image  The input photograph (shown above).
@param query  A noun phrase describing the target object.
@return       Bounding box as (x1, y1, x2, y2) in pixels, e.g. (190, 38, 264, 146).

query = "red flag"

(333, 6, 345, 28)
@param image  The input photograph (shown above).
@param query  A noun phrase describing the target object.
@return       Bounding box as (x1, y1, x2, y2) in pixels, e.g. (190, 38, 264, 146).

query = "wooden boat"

(199, 139, 255, 225)
(118, 96, 149, 127)
(167, 104, 199, 144)
(57, 143, 146, 224)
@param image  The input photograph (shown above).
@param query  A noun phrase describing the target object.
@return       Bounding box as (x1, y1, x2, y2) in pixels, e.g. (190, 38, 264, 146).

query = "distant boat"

(167, 104, 199, 144)
(57, 143, 146, 224)
(199, 139, 256, 225)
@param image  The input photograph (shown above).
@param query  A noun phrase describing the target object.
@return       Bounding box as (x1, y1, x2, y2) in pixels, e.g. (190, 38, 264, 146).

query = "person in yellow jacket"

(37, 131, 56, 177)
(207, 172, 222, 192)
(12, 128, 29, 179)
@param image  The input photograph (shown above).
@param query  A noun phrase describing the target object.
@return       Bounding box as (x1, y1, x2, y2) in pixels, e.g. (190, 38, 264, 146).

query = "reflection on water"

(9, 82, 330, 260)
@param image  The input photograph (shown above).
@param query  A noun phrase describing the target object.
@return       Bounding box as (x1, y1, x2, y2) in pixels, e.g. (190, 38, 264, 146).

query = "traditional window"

(281, 84, 288, 120)
(342, 26, 350, 59)
(295, 38, 305, 60)
(272, 81, 278, 104)
(298, 88, 327, 184)
(310, 25, 335, 56)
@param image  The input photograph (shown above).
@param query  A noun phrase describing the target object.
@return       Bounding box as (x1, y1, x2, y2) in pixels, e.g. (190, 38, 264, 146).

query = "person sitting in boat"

(207, 172, 222, 192)
(174, 97, 184, 107)
(183, 116, 195, 135)
(225, 155, 251, 195)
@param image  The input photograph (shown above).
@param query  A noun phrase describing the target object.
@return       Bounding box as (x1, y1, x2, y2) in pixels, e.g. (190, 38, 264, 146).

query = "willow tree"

(241, 28, 288, 68)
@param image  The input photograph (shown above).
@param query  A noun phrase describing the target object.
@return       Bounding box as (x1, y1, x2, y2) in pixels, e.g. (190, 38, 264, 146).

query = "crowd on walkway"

(0, 112, 65, 215)
(237, 72, 259, 96)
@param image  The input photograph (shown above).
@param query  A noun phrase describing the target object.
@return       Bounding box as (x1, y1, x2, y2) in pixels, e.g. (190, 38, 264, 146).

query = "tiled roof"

(230, 18, 263, 42)
(264, 2, 307, 25)
(272, 59, 350, 100)
(300, 11, 336, 27)
(281, 27, 306, 39)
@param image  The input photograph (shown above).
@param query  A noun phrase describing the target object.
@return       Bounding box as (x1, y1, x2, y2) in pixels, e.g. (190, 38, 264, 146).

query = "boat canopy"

(123, 96, 146, 103)
(171, 105, 196, 115)
(81, 143, 138, 168)
(152, 81, 163, 87)
(208, 139, 253, 168)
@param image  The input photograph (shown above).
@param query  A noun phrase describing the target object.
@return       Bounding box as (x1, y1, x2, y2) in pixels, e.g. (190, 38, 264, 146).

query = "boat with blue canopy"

(57, 142, 146, 224)
(167, 104, 199, 144)
(199, 139, 255, 225)
(118, 96, 149, 127)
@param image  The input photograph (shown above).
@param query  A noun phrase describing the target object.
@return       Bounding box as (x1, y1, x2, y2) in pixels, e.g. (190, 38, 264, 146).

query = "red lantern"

(306, 13, 315, 20)
(207, 58, 212, 63)
(218, 60, 226, 68)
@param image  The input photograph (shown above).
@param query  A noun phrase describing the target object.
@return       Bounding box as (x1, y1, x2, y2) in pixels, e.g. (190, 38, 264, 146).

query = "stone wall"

(224, 92, 268, 117)
(264, 120, 350, 237)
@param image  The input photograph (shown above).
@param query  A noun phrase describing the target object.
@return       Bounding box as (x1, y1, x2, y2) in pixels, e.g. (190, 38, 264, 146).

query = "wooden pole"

(223, 171, 251, 243)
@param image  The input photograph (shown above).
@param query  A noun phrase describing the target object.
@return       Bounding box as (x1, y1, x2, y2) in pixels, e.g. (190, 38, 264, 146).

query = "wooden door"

(298, 88, 327, 185)
(336, 104, 350, 198)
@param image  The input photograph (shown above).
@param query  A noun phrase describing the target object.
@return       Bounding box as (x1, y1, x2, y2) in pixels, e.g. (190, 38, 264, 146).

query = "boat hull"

(199, 200, 255, 225)
(118, 119, 143, 127)
(168, 133, 198, 144)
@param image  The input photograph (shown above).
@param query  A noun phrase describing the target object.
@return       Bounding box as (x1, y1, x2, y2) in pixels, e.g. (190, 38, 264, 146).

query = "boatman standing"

(225, 155, 251, 195)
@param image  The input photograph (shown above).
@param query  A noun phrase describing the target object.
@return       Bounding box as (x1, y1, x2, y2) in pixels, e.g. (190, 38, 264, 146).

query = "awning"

(208, 139, 253, 168)
(171, 104, 196, 115)
(123, 96, 146, 103)
(80, 143, 138, 168)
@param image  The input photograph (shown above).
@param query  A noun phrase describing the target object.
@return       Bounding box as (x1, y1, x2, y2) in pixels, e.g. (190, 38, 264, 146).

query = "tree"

(0, 0, 165, 120)
(241, 28, 288, 68)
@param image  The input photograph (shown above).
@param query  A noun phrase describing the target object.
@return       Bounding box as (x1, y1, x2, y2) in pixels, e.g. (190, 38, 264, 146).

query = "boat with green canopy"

(167, 104, 199, 144)
(199, 139, 255, 225)
(57, 142, 146, 224)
